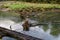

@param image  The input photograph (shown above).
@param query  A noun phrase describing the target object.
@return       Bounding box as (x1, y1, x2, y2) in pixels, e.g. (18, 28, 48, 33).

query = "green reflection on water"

(51, 24, 60, 36)
(42, 23, 60, 36)
(43, 24, 49, 31)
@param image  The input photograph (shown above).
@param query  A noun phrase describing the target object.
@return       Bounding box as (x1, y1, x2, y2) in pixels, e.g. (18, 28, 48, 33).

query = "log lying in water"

(0, 32, 5, 38)
(0, 27, 42, 40)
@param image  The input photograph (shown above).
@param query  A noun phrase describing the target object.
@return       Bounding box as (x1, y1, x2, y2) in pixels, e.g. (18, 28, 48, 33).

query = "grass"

(10, 4, 60, 9)
(0, 1, 60, 10)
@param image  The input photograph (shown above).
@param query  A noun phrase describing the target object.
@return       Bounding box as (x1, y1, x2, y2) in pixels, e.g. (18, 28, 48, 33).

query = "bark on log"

(0, 27, 42, 40)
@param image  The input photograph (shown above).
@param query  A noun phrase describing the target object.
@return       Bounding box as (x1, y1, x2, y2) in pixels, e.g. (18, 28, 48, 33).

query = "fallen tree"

(0, 27, 42, 40)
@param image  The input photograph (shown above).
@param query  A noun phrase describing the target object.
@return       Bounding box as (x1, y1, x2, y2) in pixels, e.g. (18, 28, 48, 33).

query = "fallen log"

(0, 32, 5, 38)
(0, 27, 42, 40)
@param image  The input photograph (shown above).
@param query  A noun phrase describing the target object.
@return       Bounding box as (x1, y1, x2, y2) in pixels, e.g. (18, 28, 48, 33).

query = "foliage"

(1, 2, 60, 10)
(0, 0, 60, 4)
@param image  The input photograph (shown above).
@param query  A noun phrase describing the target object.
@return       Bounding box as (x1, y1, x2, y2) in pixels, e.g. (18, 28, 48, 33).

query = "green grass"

(0, 1, 60, 10)
(9, 4, 60, 9)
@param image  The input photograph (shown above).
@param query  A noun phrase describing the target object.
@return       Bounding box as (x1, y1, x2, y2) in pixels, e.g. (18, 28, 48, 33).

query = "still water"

(0, 18, 60, 40)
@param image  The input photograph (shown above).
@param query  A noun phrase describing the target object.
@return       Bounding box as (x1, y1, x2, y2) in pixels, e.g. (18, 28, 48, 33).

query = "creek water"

(0, 18, 60, 40)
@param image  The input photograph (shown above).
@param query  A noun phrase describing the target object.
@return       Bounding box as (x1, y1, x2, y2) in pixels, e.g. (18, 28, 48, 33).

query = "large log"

(0, 27, 42, 40)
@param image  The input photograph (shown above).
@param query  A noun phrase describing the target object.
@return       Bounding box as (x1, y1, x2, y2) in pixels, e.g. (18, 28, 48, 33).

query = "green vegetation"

(8, 3, 60, 9)
(0, 1, 60, 10)
(0, 0, 60, 4)
(9, 4, 60, 10)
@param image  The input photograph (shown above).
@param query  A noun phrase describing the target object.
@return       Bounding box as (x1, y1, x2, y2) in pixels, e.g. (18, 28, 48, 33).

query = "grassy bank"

(8, 3, 60, 10)
(0, 1, 60, 10)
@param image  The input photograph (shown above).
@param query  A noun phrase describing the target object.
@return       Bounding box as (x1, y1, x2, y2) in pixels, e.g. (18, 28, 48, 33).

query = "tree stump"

(22, 20, 30, 31)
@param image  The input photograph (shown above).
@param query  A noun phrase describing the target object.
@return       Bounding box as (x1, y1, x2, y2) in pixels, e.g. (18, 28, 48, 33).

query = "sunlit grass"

(9, 4, 60, 9)
(0, 1, 60, 10)
(8, 3, 60, 9)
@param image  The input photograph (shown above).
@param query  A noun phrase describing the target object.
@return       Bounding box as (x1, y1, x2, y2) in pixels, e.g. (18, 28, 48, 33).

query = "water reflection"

(0, 19, 60, 40)
(51, 24, 60, 36)
(2, 37, 16, 40)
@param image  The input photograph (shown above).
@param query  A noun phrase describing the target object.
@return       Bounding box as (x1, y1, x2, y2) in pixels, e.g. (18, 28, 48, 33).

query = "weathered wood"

(0, 27, 42, 40)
